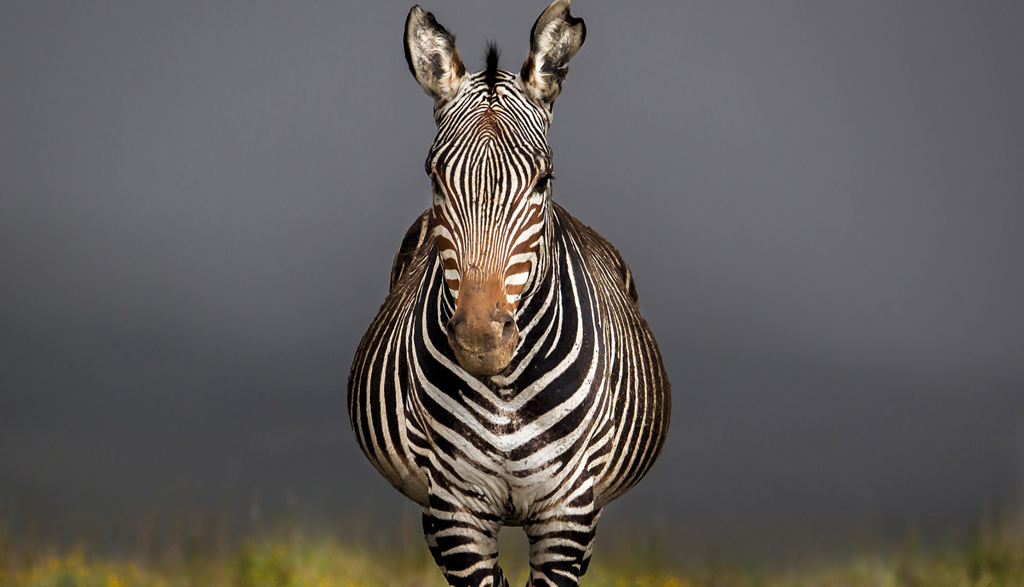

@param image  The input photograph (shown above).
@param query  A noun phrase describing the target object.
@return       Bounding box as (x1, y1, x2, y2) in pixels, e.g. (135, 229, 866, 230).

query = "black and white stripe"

(428, 68, 552, 306)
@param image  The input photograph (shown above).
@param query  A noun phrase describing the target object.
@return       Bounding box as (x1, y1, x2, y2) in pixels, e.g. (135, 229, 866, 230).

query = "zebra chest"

(413, 367, 606, 516)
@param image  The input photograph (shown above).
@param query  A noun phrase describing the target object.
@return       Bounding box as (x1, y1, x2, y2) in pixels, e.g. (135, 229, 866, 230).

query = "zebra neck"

(486, 211, 593, 392)
(515, 208, 561, 325)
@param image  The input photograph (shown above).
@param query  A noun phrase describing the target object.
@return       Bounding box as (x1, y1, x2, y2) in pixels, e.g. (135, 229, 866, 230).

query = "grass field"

(1, 512, 1021, 587)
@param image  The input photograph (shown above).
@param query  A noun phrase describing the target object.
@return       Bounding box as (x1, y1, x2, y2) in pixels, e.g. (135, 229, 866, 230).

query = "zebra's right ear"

(404, 6, 466, 102)
(520, 0, 586, 107)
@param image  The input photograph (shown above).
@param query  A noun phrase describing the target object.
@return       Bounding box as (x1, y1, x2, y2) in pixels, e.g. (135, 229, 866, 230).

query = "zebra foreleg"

(523, 487, 600, 587)
(422, 505, 510, 587)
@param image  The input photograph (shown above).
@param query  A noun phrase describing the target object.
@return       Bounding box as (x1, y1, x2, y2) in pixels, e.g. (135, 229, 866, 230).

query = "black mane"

(484, 43, 500, 90)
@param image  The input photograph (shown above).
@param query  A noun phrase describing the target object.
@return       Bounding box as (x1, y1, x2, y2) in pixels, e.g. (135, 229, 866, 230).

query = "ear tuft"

(520, 0, 586, 107)
(405, 5, 466, 101)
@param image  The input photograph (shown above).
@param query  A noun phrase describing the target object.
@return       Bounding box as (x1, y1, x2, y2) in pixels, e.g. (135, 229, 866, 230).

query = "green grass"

(1, 515, 1021, 587)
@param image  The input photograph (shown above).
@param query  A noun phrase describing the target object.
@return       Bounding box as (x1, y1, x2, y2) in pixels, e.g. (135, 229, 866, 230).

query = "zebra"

(348, 1, 671, 585)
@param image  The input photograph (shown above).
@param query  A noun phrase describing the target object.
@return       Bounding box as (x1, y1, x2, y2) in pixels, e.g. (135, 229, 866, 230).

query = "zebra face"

(405, 0, 585, 377)
(426, 99, 552, 376)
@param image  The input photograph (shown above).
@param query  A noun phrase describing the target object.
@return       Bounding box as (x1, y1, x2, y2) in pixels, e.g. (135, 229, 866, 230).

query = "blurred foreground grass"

(1, 513, 1021, 587)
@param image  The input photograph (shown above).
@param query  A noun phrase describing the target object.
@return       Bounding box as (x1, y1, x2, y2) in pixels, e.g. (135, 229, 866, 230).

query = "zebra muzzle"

(446, 274, 519, 377)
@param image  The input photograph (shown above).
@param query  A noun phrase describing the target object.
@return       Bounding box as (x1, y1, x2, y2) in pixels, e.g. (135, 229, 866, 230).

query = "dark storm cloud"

(2, 1, 1022, 547)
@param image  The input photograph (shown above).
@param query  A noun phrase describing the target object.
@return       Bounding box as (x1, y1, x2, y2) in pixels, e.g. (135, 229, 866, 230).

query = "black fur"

(484, 42, 500, 90)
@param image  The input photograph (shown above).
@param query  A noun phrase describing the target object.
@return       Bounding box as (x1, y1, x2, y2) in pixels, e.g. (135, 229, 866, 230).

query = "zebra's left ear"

(520, 0, 586, 107)
(405, 5, 467, 102)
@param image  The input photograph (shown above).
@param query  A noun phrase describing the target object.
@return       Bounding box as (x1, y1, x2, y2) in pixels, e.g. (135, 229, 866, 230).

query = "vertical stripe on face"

(427, 69, 553, 309)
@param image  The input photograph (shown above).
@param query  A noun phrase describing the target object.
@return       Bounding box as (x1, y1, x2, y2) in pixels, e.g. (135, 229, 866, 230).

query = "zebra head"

(405, 0, 585, 377)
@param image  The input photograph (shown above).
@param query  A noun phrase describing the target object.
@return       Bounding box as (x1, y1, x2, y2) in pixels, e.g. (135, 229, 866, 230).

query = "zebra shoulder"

(389, 209, 433, 292)
(555, 204, 639, 304)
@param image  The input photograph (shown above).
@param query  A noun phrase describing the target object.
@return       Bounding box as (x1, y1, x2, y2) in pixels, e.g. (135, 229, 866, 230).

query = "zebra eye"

(535, 173, 553, 193)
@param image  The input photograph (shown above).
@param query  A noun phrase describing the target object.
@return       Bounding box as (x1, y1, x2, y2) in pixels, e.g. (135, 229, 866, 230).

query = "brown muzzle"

(446, 269, 519, 377)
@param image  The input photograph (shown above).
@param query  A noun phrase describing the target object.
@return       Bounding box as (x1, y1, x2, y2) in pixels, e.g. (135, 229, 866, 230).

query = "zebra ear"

(520, 0, 586, 107)
(405, 5, 467, 101)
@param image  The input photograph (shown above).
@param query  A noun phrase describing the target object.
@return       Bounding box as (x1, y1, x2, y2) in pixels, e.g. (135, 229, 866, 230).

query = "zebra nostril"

(447, 315, 463, 335)
(502, 318, 515, 339)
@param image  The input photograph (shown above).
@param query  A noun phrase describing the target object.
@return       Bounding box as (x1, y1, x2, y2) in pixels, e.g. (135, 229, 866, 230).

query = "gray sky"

(2, 1, 1023, 552)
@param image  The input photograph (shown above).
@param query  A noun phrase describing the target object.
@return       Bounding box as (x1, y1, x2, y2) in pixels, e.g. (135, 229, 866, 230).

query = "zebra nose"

(446, 309, 517, 347)
(446, 308, 519, 377)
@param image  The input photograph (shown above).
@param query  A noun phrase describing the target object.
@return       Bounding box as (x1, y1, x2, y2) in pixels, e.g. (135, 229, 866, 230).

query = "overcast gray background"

(2, 1, 1023, 555)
